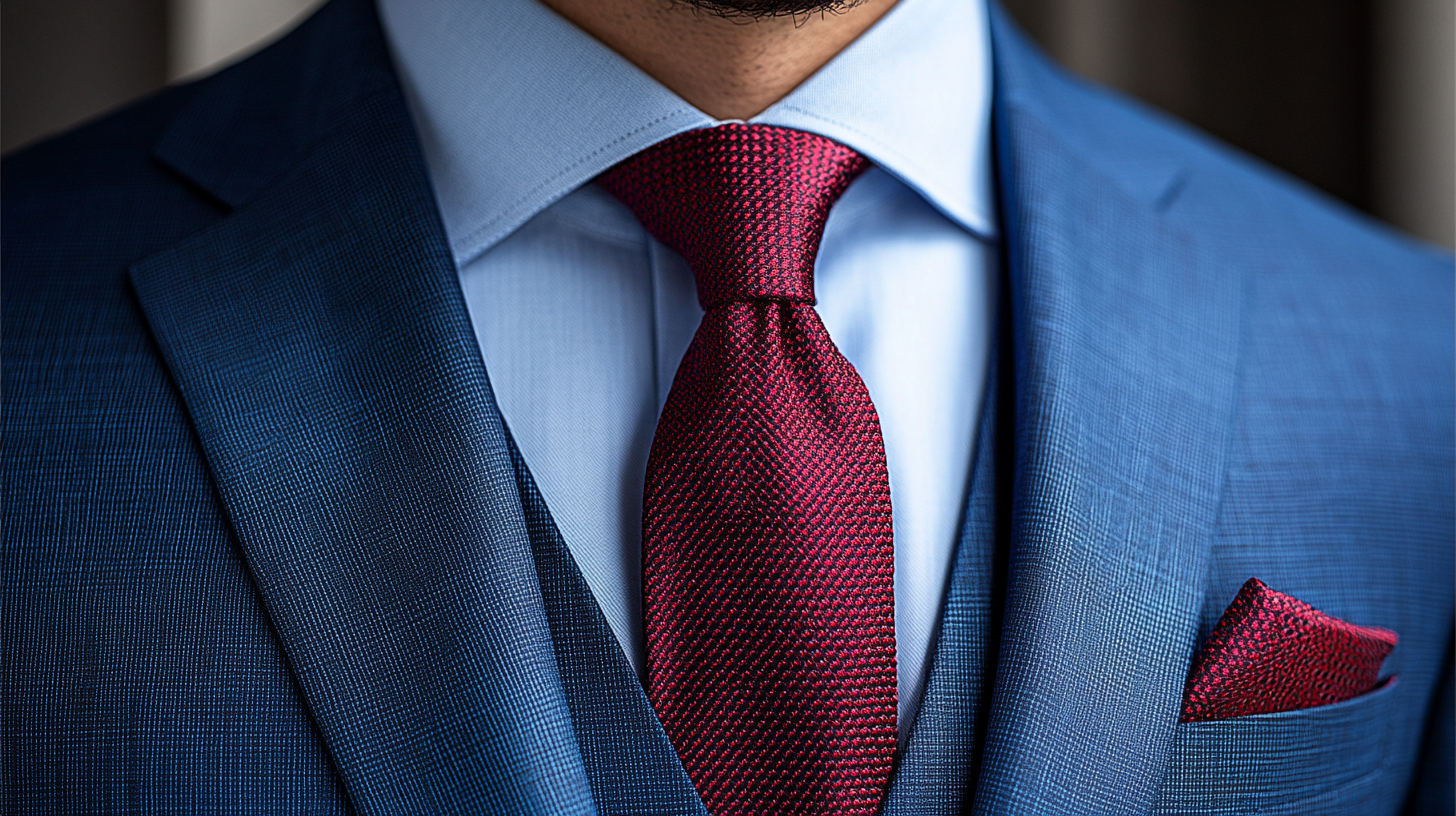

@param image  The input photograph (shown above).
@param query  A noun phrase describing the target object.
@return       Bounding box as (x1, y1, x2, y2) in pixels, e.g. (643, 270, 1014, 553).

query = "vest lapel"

(505, 431, 708, 816)
(883, 292, 1013, 815)
(128, 1, 595, 812)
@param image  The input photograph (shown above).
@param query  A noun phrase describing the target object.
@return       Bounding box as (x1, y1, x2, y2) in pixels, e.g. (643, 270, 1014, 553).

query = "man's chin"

(671, 0, 864, 20)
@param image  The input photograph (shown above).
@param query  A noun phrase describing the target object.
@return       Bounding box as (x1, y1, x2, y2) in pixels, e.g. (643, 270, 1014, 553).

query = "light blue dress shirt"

(378, 0, 996, 731)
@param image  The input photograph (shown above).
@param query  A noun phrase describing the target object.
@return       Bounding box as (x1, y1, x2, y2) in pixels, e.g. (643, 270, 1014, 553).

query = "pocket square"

(1179, 577, 1397, 723)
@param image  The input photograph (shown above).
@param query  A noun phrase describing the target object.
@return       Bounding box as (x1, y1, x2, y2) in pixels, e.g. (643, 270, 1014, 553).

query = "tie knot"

(599, 124, 868, 308)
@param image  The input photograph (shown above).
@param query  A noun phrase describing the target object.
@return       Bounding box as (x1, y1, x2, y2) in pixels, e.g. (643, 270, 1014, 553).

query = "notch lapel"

(129, 1, 595, 813)
(969, 10, 1244, 813)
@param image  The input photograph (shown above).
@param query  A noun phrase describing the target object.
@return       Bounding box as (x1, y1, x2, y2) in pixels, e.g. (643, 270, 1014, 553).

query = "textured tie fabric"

(597, 124, 897, 815)
(1180, 577, 1398, 723)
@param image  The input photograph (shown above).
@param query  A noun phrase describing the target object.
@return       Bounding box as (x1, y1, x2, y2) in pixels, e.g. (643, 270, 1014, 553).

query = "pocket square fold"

(1179, 577, 1397, 723)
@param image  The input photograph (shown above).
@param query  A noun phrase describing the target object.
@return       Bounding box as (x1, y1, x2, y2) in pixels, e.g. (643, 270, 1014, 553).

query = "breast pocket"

(1153, 677, 1403, 816)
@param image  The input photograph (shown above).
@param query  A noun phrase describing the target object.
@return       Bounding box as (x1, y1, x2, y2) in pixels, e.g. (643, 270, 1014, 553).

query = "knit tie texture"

(598, 124, 897, 815)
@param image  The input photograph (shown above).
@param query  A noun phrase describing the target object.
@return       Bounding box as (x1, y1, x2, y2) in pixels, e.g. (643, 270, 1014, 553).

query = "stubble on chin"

(668, 0, 865, 21)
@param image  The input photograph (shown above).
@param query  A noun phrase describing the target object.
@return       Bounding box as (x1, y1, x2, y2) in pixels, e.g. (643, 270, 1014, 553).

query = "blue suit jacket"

(5, 0, 1452, 813)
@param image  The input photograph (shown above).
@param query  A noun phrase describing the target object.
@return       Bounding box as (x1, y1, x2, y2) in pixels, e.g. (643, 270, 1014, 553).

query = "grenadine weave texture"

(1180, 577, 1397, 723)
(597, 124, 896, 815)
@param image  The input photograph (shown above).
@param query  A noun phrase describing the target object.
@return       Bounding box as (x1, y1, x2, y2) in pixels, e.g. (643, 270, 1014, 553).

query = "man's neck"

(537, 0, 897, 120)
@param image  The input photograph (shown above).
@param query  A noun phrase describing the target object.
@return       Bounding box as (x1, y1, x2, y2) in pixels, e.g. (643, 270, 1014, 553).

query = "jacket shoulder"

(2, 79, 227, 464)
(1076, 74, 1454, 427)
(993, 11, 1452, 296)
(3, 82, 224, 297)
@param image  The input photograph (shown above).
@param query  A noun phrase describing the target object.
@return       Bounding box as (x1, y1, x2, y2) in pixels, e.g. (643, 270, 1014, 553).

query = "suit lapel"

(967, 10, 1244, 813)
(129, 1, 595, 813)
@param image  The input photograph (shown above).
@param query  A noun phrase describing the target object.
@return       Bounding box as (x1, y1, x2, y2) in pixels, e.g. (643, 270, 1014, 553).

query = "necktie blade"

(600, 125, 897, 816)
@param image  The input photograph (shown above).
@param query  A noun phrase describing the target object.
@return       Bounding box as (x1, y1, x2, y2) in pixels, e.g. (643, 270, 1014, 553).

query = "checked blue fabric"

(4, 0, 1452, 813)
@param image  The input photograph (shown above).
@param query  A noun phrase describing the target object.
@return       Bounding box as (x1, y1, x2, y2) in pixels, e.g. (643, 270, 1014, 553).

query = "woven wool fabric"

(597, 124, 896, 815)
(1180, 577, 1398, 722)
(6, 1, 1455, 812)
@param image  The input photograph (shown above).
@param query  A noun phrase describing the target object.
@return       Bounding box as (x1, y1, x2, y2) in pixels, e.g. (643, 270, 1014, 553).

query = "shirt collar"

(379, 0, 995, 266)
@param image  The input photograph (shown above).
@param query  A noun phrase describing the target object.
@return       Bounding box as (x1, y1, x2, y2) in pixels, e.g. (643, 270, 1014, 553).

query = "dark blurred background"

(3, 0, 1451, 247)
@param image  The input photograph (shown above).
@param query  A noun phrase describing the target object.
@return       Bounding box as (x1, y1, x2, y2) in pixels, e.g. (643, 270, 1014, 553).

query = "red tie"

(599, 124, 897, 815)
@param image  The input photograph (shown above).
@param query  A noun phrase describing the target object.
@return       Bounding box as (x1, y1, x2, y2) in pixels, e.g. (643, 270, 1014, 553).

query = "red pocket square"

(1179, 577, 1397, 723)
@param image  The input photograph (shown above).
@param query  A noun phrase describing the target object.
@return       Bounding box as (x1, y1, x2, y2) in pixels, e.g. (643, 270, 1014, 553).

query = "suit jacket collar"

(130, 0, 1242, 811)
(133, 1, 595, 813)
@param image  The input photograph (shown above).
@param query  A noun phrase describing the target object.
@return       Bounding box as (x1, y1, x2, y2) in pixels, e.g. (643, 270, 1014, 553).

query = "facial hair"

(673, 0, 864, 20)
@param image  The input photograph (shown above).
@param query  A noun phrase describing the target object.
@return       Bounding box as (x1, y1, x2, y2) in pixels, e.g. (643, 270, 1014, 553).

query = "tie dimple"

(599, 124, 897, 816)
